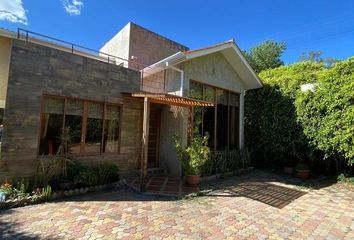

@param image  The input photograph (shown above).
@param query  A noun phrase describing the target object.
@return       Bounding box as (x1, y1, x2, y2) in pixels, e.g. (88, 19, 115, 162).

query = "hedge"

(245, 58, 354, 172)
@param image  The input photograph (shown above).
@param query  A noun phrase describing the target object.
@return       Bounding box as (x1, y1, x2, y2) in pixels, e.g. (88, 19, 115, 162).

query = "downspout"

(166, 62, 184, 97)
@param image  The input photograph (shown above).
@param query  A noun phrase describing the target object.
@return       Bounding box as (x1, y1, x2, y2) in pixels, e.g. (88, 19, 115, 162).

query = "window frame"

(189, 79, 241, 152)
(38, 94, 123, 156)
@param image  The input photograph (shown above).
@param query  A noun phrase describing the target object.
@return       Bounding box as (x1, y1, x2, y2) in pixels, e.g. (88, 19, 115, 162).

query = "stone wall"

(0, 39, 142, 180)
(0, 36, 12, 108)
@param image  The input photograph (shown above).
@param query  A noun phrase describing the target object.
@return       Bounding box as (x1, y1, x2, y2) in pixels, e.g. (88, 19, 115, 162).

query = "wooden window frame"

(37, 94, 122, 157)
(188, 79, 241, 153)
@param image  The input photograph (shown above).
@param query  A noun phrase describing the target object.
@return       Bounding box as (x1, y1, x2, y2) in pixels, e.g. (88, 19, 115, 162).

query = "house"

(0, 22, 262, 183)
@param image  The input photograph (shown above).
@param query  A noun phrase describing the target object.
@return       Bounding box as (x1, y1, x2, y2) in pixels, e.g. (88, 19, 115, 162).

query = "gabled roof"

(143, 40, 263, 90)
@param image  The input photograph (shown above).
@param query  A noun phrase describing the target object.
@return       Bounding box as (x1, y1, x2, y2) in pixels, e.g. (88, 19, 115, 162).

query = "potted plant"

(173, 133, 210, 186)
(296, 163, 310, 179)
(284, 158, 296, 174)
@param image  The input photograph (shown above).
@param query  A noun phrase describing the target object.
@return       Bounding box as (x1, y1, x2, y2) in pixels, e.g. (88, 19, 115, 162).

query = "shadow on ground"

(203, 181, 306, 209)
(200, 170, 337, 209)
(0, 215, 59, 239)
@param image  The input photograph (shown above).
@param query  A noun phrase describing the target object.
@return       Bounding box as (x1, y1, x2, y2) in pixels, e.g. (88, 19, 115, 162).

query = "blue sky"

(0, 0, 353, 63)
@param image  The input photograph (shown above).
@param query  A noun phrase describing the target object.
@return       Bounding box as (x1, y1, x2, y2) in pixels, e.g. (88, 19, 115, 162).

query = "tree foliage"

(296, 57, 354, 166)
(246, 57, 354, 171)
(243, 40, 286, 73)
(299, 50, 338, 67)
(245, 62, 324, 167)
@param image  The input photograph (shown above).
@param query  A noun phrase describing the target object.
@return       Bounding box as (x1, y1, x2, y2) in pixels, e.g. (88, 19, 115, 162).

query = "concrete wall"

(159, 105, 188, 177)
(183, 52, 244, 94)
(0, 39, 142, 180)
(100, 23, 130, 68)
(183, 52, 245, 148)
(129, 23, 188, 68)
(100, 22, 188, 70)
(0, 36, 12, 108)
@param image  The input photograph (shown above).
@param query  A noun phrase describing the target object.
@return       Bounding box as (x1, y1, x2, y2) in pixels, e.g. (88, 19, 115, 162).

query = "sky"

(0, 0, 353, 64)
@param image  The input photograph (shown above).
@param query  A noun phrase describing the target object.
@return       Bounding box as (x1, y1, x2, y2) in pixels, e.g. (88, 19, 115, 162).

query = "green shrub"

(337, 173, 354, 184)
(296, 57, 354, 167)
(74, 169, 98, 187)
(0, 182, 29, 200)
(172, 133, 210, 176)
(96, 162, 119, 185)
(200, 149, 251, 176)
(246, 58, 354, 172)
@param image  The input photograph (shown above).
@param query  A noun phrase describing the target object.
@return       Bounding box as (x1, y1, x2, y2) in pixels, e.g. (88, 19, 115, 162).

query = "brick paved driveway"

(1, 170, 353, 239)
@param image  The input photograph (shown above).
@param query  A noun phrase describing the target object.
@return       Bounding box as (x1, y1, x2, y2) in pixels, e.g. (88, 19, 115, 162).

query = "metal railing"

(17, 28, 134, 68)
(16, 28, 179, 95)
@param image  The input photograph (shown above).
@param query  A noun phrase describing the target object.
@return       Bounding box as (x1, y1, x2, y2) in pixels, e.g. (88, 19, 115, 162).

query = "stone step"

(147, 167, 164, 176)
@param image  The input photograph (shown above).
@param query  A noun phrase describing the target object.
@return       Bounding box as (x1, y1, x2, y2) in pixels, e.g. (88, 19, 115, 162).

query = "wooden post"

(187, 106, 193, 144)
(140, 97, 150, 192)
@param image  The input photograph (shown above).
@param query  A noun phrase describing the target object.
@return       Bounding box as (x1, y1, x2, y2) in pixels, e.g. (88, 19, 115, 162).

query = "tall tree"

(243, 40, 286, 73)
(299, 50, 337, 67)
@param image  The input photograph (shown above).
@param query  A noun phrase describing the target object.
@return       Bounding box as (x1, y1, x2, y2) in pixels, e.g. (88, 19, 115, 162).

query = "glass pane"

(204, 85, 215, 102)
(44, 97, 64, 114)
(229, 92, 240, 107)
(203, 106, 215, 148)
(85, 102, 103, 154)
(202, 85, 216, 148)
(229, 106, 239, 150)
(193, 106, 203, 135)
(39, 97, 64, 155)
(0, 108, 4, 125)
(216, 89, 228, 150)
(189, 81, 203, 100)
(216, 89, 228, 105)
(65, 100, 83, 154)
(103, 105, 120, 153)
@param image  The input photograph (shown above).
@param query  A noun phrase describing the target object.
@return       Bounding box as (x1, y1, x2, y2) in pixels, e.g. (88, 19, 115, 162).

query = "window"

(0, 108, 4, 125)
(65, 99, 83, 154)
(85, 102, 103, 154)
(39, 98, 65, 155)
(229, 93, 240, 150)
(189, 80, 240, 151)
(103, 105, 120, 153)
(203, 85, 215, 148)
(189, 81, 203, 134)
(216, 89, 228, 150)
(39, 96, 121, 155)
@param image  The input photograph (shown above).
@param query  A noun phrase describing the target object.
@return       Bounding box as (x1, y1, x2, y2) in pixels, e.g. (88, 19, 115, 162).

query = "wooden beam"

(140, 97, 150, 192)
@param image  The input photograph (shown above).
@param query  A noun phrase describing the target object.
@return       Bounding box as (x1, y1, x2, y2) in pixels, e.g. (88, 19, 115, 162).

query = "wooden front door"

(147, 109, 161, 167)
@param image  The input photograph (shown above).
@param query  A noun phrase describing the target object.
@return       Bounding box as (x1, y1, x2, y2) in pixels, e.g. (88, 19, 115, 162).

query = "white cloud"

(62, 0, 84, 16)
(0, 0, 27, 25)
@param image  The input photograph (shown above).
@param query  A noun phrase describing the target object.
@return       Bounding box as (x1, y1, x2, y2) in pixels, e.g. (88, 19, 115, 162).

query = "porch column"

(140, 97, 150, 192)
(187, 106, 193, 144)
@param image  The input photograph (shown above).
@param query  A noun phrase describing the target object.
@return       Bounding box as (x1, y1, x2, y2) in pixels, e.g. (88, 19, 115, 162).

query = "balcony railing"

(16, 28, 183, 96)
(17, 28, 134, 68)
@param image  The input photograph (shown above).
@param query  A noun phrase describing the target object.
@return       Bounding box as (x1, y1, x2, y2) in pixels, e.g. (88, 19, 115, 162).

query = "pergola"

(123, 92, 214, 191)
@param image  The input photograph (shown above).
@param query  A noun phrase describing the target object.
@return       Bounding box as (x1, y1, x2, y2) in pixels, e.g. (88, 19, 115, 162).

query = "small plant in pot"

(296, 163, 310, 179)
(172, 133, 210, 186)
(284, 158, 296, 174)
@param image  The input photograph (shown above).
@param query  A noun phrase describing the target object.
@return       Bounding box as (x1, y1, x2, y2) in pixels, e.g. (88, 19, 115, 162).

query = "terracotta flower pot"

(296, 169, 310, 179)
(185, 175, 200, 186)
(284, 167, 294, 174)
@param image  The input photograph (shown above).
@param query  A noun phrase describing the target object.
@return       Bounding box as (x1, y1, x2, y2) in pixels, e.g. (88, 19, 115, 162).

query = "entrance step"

(147, 167, 164, 176)
(127, 176, 200, 197)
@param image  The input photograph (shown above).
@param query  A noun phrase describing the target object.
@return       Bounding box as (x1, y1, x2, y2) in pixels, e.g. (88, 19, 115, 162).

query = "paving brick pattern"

(1, 171, 354, 239)
(130, 176, 199, 196)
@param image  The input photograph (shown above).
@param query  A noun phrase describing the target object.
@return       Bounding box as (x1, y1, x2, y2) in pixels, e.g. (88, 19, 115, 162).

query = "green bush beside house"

(245, 57, 354, 175)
